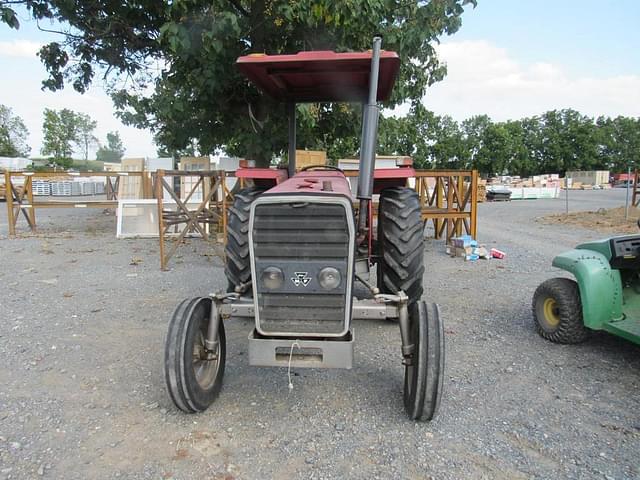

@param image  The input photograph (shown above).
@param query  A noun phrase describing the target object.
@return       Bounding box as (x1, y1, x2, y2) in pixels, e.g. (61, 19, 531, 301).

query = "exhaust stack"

(356, 36, 382, 239)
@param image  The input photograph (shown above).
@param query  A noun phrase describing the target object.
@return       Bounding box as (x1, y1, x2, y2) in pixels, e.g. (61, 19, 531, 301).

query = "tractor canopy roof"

(236, 50, 400, 103)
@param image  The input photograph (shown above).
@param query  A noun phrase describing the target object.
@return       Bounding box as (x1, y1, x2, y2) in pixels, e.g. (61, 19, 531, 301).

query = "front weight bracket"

(205, 296, 222, 353)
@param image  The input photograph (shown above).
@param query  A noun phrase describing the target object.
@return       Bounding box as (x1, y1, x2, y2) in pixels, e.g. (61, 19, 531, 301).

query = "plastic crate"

(50, 181, 72, 196)
(80, 182, 95, 195)
(32, 180, 51, 196)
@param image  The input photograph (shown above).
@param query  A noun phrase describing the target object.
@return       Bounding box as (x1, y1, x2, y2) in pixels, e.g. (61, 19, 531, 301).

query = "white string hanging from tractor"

(287, 341, 301, 390)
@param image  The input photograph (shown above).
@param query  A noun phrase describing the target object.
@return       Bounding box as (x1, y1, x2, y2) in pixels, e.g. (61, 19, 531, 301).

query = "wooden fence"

(4, 168, 478, 268)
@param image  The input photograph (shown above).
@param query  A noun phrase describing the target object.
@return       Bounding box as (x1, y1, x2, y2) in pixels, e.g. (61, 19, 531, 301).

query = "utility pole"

(565, 176, 571, 215)
(625, 166, 631, 220)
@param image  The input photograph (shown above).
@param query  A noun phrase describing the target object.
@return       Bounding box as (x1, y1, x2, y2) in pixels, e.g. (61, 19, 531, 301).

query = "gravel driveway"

(0, 189, 638, 479)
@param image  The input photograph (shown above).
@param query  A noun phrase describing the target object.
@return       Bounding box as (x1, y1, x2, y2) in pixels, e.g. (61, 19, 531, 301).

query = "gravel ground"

(0, 190, 638, 480)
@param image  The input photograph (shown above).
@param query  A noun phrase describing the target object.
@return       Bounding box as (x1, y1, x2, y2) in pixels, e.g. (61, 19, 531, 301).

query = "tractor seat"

(609, 235, 640, 270)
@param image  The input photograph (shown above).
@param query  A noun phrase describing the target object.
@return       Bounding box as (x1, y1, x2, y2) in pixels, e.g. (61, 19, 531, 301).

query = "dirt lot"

(0, 190, 639, 480)
(540, 205, 640, 234)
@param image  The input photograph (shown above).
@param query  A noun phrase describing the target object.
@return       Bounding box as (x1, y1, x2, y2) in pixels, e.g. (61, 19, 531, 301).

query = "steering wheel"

(299, 164, 344, 173)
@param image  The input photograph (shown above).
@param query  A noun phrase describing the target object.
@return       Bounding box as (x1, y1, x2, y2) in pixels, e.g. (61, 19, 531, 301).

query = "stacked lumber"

(0, 183, 24, 200)
(477, 179, 487, 203)
(296, 150, 327, 170)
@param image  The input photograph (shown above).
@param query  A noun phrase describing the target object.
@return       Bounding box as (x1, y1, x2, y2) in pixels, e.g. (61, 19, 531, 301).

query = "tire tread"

(377, 187, 424, 304)
(224, 187, 264, 289)
(532, 277, 588, 344)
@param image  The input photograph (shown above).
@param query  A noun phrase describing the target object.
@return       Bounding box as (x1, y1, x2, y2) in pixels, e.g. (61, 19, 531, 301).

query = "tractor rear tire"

(224, 187, 264, 292)
(377, 187, 425, 306)
(532, 277, 589, 344)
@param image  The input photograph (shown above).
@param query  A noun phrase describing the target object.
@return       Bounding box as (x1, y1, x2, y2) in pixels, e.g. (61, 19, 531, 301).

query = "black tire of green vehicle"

(532, 277, 589, 344)
(224, 187, 264, 292)
(377, 187, 425, 305)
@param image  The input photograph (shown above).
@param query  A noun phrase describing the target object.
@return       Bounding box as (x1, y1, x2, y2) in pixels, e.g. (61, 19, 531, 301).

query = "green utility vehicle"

(533, 235, 640, 346)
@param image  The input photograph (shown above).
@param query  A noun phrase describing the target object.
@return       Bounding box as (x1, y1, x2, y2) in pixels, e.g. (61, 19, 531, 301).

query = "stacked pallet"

(81, 182, 96, 195)
(51, 181, 73, 196)
(34, 179, 107, 196)
(32, 180, 51, 196)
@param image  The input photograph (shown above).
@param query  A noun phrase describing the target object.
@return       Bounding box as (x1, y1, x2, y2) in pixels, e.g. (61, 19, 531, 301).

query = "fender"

(552, 249, 623, 329)
(372, 167, 415, 194)
(234, 167, 288, 189)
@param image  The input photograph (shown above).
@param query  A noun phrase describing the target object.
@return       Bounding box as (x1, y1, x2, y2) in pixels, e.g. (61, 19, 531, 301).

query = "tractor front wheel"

(532, 277, 588, 344)
(403, 301, 444, 421)
(164, 297, 226, 413)
(377, 187, 425, 306)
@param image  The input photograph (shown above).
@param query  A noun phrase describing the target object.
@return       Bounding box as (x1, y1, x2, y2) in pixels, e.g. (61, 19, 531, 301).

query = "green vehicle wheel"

(532, 278, 589, 344)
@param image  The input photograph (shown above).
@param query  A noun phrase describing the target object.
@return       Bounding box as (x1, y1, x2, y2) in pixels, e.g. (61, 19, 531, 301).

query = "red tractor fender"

(372, 167, 415, 193)
(235, 167, 288, 189)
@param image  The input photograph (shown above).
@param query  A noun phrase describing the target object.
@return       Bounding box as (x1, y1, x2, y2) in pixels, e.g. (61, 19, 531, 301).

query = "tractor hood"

(263, 170, 353, 198)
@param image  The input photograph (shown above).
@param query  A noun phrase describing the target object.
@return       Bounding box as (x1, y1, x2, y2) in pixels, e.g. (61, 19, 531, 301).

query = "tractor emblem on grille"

(291, 272, 312, 287)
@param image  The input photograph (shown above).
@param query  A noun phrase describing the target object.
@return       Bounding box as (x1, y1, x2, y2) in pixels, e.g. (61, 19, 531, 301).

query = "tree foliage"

(41, 108, 77, 166)
(40, 108, 99, 165)
(0, 104, 30, 157)
(377, 108, 640, 176)
(96, 131, 125, 163)
(1, 0, 476, 165)
(74, 112, 98, 162)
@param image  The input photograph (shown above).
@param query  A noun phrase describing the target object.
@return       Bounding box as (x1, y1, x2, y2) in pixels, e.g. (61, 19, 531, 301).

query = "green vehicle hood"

(575, 238, 613, 260)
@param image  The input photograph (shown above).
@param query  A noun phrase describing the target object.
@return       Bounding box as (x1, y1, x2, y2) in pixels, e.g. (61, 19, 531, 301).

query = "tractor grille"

(251, 200, 354, 336)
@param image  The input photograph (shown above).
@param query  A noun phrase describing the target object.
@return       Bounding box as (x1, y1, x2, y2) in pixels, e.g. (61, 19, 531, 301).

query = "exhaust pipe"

(356, 36, 382, 241)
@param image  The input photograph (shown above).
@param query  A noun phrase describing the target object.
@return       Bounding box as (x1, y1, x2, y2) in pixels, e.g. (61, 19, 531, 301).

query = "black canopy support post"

(356, 36, 382, 241)
(287, 102, 297, 177)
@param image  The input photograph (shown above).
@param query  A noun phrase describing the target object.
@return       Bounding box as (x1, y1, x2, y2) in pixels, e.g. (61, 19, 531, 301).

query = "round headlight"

(318, 267, 341, 290)
(261, 266, 284, 290)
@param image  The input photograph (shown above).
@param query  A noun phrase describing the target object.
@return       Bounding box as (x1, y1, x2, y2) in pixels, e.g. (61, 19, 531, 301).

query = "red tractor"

(164, 38, 444, 421)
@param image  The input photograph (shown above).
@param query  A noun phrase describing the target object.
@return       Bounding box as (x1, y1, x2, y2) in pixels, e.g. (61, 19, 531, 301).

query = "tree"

(41, 108, 79, 167)
(596, 116, 640, 172)
(537, 109, 598, 174)
(0, 104, 30, 157)
(430, 115, 466, 169)
(96, 131, 125, 163)
(497, 119, 527, 177)
(461, 115, 491, 171)
(2, 0, 476, 165)
(378, 114, 414, 160)
(74, 112, 98, 162)
(517, 117, 544, 177)
(378, 105, 436, 168)
(475, 123, 513, 176)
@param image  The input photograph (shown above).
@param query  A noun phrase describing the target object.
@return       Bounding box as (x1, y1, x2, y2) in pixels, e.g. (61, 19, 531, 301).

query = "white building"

(0, 157, 32, 171)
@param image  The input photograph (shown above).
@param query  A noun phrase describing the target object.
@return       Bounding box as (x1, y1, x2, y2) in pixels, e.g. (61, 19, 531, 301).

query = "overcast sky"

(0, 0, 638, 158)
